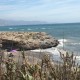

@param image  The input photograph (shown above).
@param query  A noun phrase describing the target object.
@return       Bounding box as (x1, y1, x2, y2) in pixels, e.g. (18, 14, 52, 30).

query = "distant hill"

(0, 19, 47, 26)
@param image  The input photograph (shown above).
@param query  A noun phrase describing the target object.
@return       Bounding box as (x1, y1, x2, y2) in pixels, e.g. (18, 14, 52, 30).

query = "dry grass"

(0, 50, 80, 80)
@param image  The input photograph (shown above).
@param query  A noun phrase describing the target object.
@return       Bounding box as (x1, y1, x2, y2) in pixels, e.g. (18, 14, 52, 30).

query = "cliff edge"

(0, 32, 59, 50)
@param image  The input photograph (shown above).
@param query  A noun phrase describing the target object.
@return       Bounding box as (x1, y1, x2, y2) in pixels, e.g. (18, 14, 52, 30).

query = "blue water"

(0, 23, 80, 54)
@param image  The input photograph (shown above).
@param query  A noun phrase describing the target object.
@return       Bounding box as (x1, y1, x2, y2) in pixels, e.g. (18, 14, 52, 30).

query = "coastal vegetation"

(0, 50, 80, 80)
(0, 32, 80, 80)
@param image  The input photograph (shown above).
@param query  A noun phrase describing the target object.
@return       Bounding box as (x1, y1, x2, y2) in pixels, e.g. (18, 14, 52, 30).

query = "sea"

(0, 23, 80, 61)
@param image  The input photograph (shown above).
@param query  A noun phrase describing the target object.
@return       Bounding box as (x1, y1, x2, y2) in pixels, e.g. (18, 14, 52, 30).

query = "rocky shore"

(0, 32, 59, 50)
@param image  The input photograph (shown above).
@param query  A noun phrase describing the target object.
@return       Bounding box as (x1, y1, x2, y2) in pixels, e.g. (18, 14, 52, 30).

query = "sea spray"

(57, 39, 67, 47)
(31, 47, 61, 61)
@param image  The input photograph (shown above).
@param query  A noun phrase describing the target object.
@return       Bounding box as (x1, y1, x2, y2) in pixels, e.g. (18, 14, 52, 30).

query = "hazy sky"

(0, 0, 80, 23)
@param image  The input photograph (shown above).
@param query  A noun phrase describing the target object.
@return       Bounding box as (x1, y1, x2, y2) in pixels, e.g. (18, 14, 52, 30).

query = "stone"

(0, 32, 59, 50)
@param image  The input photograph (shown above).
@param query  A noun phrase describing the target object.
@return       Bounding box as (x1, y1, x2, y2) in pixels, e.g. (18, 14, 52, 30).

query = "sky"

(0, 0, 80, 23)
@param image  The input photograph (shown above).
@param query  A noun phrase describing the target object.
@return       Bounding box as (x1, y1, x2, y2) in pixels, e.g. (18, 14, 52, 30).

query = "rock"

(0, 44, 2, 47)
(0, 32, 59, 50)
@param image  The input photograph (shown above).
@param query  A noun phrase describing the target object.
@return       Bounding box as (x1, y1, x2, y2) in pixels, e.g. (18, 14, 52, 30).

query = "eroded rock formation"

(0, 32, 59, 50)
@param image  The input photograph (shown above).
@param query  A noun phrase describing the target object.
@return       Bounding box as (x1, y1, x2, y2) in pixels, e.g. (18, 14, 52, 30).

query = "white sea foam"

(31, 47, 61, 61)
(31, 47, 60, 56)
(70, 43, 80, 45)
(31, 38, 80, 62)
(9, 28, 13, 29)
(74, 56, 80, 60)
(57, 39, 67, 47)
(27, 28, 32, 30)
(41, 28, 46, 29)
(58, 39, 67, 43)
(31, 47, 80, 62)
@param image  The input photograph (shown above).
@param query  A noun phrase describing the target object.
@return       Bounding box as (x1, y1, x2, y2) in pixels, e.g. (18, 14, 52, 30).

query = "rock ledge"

(0, 32, 59, 50)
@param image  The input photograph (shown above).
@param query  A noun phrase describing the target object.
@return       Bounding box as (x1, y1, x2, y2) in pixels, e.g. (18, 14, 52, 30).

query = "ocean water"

(0, 23, 80, 55)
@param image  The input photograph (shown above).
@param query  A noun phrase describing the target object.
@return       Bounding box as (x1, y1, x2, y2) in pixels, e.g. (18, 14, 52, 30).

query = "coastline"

(0, 31, 80, 80)
(0, 31, 59, 50)
(0, 31, 80, 63)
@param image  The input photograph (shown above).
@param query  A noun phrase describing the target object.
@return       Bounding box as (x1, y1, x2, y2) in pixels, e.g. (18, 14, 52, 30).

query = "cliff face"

(0, 32, 59, 50)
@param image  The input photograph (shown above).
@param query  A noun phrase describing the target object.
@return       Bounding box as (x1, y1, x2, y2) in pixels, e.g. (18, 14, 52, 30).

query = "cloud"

(0, 0, 80, 23)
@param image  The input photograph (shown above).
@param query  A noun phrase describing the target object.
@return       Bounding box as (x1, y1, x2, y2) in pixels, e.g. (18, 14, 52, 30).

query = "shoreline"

(0, 31, 80, 64)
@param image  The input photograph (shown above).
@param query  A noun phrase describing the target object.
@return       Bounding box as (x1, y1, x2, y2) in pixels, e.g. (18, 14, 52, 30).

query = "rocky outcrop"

(0, 32, 59, 50)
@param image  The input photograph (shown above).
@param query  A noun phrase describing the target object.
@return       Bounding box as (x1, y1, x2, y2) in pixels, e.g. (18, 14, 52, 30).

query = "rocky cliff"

(0, 32, 59, 50)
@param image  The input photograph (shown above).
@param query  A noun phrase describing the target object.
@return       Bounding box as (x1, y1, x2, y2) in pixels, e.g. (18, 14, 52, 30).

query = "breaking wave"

(70, 43, 80, 45)
(27, 28, 32, 30)
(41, 28, 46, 29)
(57, 39, 67, 47)
(9, 28, 13, 29)
(31, 47, 61, 61)
(31, 47, 60, 56)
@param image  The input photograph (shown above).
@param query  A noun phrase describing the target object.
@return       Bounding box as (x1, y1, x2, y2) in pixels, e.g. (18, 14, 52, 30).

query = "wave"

(31, 47, 60, 56)
(27, 28, 32, 30)
(41, 27, 51, 30)
(70, 43, 80, 45)
(73, 56, 80, 64)
(9, 28, 13, 29)
(21, 29, 24, 31)
(74, 56, 80, 60)
(57, 39, 67, 47)
(58, 39, 67, 43)
(41, 28, 46, 30)
(31, 47, 80, 62)
(31, 48, 62, 61)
